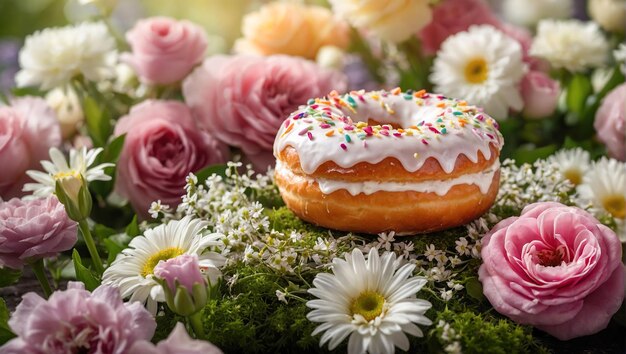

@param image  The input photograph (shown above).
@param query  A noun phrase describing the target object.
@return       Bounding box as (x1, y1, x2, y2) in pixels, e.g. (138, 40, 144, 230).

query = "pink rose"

(115, 100, 228, 217)
(183, 55, 346, 170)
(520, 71, 561, 119)
(479, 202, 625, 340)
(0, 97, 60, 198)
(496, 23, 550, 72)
(130, 322, 222, 354)
(154, 254, 206, 293)
(123, 17, 208, 85)
(0, 282, 156, 354)
(0, 196, 76, 269)
(595, 83, 626, 161)
(418, 0, 499, 55)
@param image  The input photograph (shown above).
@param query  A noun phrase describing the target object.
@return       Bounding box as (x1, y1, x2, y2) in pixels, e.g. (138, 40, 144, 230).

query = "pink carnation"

(115, 100, 228, 218)
(594, 83, 626, 161)
(154, 254, 206, 293)
(123, 17, 208, 85)
(0, 196, 76, 269)
(130, 322, 222, 354)
(479, 202, 625, 340)
(0, 97, 60, 198)
(0, 282, 156, 354)
(183, 54, 346, 170)
(418, 0, 499, 55)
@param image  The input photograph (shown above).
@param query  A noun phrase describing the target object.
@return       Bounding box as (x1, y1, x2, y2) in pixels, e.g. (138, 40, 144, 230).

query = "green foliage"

(0, 298, 15, 345)
(83, 96, 112, 148)
(0, 268, 21, 288)
(72, 249, 101, 291)
(195, 164, 228, 185)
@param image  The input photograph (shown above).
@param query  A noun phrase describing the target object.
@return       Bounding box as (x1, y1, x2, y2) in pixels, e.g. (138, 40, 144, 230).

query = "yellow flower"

(235, 2, 349, 60)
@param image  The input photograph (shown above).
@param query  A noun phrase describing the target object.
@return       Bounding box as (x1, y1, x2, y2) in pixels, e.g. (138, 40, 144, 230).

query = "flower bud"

(588, 0, 626, 33)
(154, 254, 209, 316)
(54, 174, 92, 221)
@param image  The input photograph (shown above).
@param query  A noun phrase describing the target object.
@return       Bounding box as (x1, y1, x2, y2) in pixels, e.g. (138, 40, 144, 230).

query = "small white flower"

(530, 20, 609, 72)
(431, 25, 525, 119)
(307, 248, 432, 354)
(16, 22, 117, 90)
(445, 341, 463, 354)
(454, 237, 471, 256)
(440, 289, 453, 302)
(577, 158, 626, 223)
(547, 148, 590, 186)
(502, 0, 572, 27)
(434, 253, 448, 266)
(23, 147, 114, 198)
(102, 216, 225, 314)
(376, 231, 396, 251)
(614, 43, 626, 76)
(276, 290, 288, 304)
(448, 256, 462, 268)
(424, 244, 439, 261)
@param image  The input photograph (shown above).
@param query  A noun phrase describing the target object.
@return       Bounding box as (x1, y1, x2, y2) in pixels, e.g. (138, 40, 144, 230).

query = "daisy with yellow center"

(102, 216, 225, 314)
(306, 248, 432, 354)
(23, 147, 113, 198)
(430, 25, 525, 119)
(548, 148, 591, 186)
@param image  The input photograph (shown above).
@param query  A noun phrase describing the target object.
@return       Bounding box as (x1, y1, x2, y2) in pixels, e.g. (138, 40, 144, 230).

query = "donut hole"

(366, 118, 402, 129)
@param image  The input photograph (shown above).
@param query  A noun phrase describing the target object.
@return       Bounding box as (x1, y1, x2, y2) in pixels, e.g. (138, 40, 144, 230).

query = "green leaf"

(93, 224, 117, 240)
(465, 277, 485, 302)
(103, 238, 125, 264)
(83, 96, 112, 147)
(0, 268, 21, 288)
(566, 74, 593, 117)
(513, 145, 557, 164)
(195, 164, 228, 185)
(101, 133, 126, 164)
(72, 249, 101, 291)
(0, 298, 15, 345)
(125, 215, 141, 237)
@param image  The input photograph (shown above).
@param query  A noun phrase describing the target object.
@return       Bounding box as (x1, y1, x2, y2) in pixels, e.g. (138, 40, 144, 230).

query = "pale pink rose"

(154, 254, 206, 293)
(418, 0, 499, 55)
(520, 71, 561, 119)
(183, 55, 346, 170)
(0, 282, 156, 354)
(123, 17, 208, 85)
(497, 23, 550, 72)
(129, 322, 222, 354)
(0, 97, 60, 198)
(479, 202, 625, 340)
(594, 83, 626, 161)
(115, 100, 228, 218)
(0, 196, 76, 269)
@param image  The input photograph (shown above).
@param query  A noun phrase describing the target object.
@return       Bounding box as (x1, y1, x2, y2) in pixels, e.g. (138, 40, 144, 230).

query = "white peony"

(502, 0, 573, 28)
(530, 20, 609, 73)
(588, 0, 626, 33)
(328, 0, 432, 43)
(16, 22, 117, 90)
(430, 25, 525, 119)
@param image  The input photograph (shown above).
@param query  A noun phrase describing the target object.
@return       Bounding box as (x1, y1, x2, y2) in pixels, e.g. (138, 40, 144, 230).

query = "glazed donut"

(273, 89, 503, 234)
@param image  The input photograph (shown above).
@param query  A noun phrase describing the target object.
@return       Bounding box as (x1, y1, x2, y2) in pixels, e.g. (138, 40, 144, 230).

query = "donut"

(273, 89, 503, 235)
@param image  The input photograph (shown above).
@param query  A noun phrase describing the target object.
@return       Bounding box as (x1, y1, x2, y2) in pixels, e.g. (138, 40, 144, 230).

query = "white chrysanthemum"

(530, 20, 609, 72)
(430, 25, 525, 119)
(577, 158, 626, 221)
(102, 216, 225, 314)
(502, 0, 573, 27)
(615, 43, 626, 76)
(547, 148, 591, 186)
(16, 22, 117, 90)
(23, 147, 114, 198)
(307, 248, 432, 354)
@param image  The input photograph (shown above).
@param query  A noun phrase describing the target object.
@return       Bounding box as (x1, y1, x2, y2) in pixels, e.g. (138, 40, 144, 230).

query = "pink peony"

(129, 322, 222, 354)
(123, 17, 208, 85)
(479, 202, 625, 340)
(594, 83, 626, 161)
(520, 71, 561, 119)
(182, 54, 346, 170)
(418, 0, 499, 55)
(154, 254, 206, 293)
(0, 196, 76, 269)
(0, 282, 156, 354)
(0, 97, 60, 198)
(115, 100, 228, 218)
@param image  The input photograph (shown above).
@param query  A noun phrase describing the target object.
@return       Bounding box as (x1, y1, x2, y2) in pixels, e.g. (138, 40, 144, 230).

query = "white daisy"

(530, 20, 609, 73)
(547, 148, 591, 186)
(23, 147, 114, 198)
(102, 216, 225, 314)
(306, 248, 432, 354)
(577, 157, 626, 221)
(430, 25, 525, 119)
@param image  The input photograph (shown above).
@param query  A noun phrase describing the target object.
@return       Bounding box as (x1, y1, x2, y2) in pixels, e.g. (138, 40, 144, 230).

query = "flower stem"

(30, 259, 53, 298)
(78, 220, 105, 274)
(188, 311, 206, 340)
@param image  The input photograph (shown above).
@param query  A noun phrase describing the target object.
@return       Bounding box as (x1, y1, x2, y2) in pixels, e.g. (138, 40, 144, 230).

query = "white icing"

(273, 90, 503, 175)
(275, 161, 500, 196)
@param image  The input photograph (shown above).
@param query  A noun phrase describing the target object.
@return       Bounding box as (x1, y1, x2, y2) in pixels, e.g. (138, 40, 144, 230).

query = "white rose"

(78, 0, 118, 14)
(45, 86, 84, 139)
(316, 45, 346, 70)
(328, 0, 432, 43)
(589, 0, 626, 33)
(502, 0, 573, 27)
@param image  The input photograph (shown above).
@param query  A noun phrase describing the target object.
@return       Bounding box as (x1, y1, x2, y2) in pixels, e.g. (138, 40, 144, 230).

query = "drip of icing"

(273, 90, 503, 174)
(275, 161, 500, 196)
